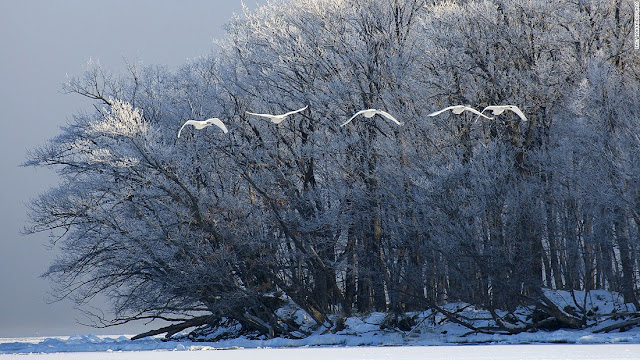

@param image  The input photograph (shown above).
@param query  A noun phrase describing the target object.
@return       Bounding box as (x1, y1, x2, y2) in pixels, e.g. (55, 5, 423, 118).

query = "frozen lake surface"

(0, 344, 638, 360)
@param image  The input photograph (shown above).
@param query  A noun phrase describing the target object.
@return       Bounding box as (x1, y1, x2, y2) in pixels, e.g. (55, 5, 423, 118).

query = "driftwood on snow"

(593, 316, 640, 333)
(131, 315, 213, 340)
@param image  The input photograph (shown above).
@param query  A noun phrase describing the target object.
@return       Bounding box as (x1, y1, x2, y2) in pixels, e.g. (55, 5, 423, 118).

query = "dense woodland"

(25, 0, 640, 338)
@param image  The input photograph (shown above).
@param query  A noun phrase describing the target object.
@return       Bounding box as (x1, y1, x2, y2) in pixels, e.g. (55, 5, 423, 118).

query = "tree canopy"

(25, 0, 640, 338)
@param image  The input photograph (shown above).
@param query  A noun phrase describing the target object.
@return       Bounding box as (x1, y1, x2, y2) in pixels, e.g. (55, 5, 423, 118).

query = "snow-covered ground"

(0, 341, 639, 360)
(2, 290, 639, 358)
(2, 323, 640, 359)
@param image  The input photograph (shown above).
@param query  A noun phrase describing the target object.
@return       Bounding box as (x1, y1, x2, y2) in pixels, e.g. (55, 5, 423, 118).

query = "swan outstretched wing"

(341, 109, 369, 127)
(482, 106, 507, 115)
(246, 106, 308, 123)
(282, 105, 308, 117)
(506, 106, 528, 122)
(483, 105, 527, 121)
(462, 107, 493, 119)
(246, 111, 273, 118)
(207, 118, 229, 133)
(178, 118, 228, 138)
(428, 106, 460, 117)
(375, 110, 403, 125)
(177, 120, 198, 138)
(429, 105, 492, 119)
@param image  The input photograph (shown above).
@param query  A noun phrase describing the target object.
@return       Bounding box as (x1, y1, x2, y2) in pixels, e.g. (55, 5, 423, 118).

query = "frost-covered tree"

(25, 0, 640, 338)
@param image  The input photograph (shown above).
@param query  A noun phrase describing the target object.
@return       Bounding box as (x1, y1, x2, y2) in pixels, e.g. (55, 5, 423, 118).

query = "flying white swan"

(246, 105, 308, 124)
(427, 105, 493, 119)
(341, 109, 403, 127)
(177, 118, 229, 138)
(480, 105, 528, 122)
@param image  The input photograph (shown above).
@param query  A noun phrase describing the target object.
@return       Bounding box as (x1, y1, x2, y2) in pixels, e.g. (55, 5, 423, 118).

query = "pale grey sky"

(0, 0, 266, 337)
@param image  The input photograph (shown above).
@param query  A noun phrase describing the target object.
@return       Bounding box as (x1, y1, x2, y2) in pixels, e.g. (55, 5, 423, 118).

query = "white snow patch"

(0, 344, 639, 360)
(2, 290, 639, 356)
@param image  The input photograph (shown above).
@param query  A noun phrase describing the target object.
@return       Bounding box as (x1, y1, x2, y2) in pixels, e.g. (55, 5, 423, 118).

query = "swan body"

(341, 109, 403, 127)
(480, 105, 528, 122)
(246, 105, 308, 124)
(177, 118, 229, 138)
(428, 105, 493, 119)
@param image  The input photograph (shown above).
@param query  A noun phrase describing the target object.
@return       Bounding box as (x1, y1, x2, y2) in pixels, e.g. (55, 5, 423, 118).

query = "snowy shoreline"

(4, 289, 640, 355)
(2, 325, 640, 355)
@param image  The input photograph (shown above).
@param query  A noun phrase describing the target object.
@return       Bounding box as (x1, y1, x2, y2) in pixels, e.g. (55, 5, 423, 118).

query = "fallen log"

(131, 315, 213, 340)
(593, 316, 640, 333)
